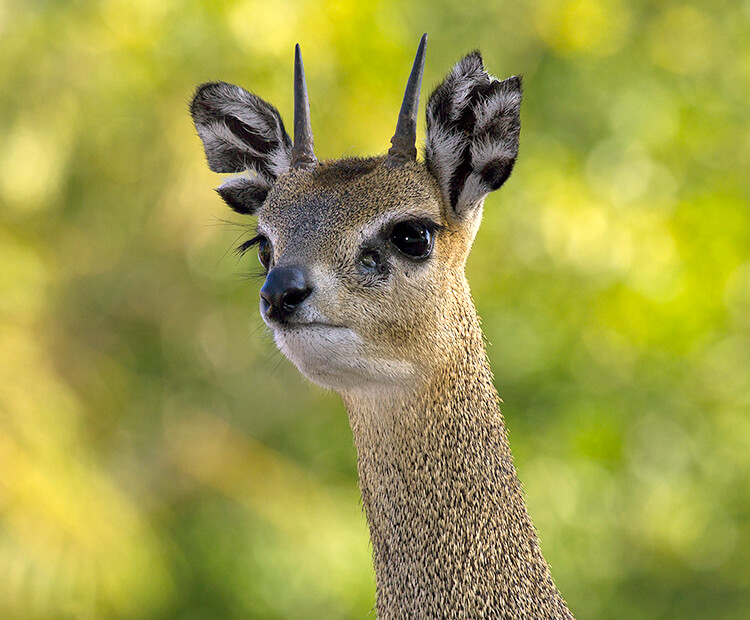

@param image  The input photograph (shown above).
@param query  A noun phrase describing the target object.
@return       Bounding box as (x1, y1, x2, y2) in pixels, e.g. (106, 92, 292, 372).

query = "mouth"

(273, 321, 348, 330)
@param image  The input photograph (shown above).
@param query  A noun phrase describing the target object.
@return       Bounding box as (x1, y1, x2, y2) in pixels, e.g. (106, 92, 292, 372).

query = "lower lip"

(283, 323, 345, 329)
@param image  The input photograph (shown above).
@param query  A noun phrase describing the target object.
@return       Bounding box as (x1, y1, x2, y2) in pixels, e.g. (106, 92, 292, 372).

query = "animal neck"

(342, 302, 573, 619)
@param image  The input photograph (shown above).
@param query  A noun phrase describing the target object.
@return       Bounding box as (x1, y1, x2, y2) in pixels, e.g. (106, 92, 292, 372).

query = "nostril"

(281, 286, 312, 309)
(259, 295, 271, 316)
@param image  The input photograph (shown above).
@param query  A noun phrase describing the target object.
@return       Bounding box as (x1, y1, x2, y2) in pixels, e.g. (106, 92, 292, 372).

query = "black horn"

(385, 33, 428, 167)
(290, 44, 316, 170)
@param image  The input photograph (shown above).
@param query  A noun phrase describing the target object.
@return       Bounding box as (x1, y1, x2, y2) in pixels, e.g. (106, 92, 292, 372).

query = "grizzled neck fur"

(343, 302, 573, 619)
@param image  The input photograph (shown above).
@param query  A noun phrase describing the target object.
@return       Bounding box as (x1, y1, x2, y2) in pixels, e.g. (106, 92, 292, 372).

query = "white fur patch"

(473, 89, 521, 134)
(424, 123, 465, 207)
(273, 321, 418, 394)
(469, 139, 516, 170)
(268, 145, 292, 178)
(217, 174, 271, 192)
(457, 173, 488, 213)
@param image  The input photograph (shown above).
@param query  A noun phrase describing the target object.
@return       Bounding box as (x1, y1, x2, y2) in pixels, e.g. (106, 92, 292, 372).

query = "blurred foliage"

(1, 0, 749, 618)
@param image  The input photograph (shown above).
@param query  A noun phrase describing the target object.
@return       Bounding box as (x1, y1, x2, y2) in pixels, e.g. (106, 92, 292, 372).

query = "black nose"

(259, 265, 312, 323)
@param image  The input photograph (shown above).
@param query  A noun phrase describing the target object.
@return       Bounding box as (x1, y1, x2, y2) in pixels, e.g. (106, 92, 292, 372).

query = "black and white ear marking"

(424, 52, 521, 217)
(191, 82, 293, 213)
(215, 177, 270, 215)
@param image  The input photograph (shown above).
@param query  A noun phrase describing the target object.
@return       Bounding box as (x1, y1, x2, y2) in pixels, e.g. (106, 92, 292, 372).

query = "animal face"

(253, 159, 471, 392)
(191, 35, 521, 396)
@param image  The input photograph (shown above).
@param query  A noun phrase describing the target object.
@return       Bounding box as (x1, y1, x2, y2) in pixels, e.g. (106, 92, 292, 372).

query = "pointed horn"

(385, 33, 428, 167)
(290, 44, 316, 170)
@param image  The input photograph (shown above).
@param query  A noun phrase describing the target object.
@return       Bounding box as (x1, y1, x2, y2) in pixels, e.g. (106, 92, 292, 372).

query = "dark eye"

(257, 236, 272, 270)
(389, 221, 433, 259)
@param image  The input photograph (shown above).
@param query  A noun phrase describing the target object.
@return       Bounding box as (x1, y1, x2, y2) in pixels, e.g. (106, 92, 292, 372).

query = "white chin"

(272, 324, 415, 392)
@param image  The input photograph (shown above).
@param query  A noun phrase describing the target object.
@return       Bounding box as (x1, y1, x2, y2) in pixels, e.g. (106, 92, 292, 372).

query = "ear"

(424, 52, 521, 217)
(214, 177, 270, 215)
(190, 82, 293, 214)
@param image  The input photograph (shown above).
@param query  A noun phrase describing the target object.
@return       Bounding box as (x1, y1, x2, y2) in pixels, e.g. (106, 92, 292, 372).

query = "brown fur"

(344, 285, 572, 618)
(256, 160, 574, 618)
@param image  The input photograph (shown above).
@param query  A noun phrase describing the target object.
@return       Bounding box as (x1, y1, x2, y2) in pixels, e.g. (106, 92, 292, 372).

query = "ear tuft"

(215, 177, 270, 215)
(425, 54, 521, 217)
(191, 82, 293, 185)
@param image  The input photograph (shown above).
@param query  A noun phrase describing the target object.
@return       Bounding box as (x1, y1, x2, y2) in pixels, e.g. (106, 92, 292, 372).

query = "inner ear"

(223, 116, 280, 157)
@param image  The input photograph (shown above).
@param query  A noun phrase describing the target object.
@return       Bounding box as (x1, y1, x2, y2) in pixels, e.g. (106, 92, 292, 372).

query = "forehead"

(257, 158, 443, 243)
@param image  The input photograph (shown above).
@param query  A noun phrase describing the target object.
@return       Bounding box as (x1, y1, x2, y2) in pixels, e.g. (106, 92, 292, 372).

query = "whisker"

(206, 214, 250, 230)
(235, 268, 266, 282)
(249, 320, 266, 337)
(270, 350, 287, 375)
(217, 230, 250, 265)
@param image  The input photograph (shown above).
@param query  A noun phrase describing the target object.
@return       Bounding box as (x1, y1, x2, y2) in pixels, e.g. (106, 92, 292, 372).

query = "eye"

(389, 220, 433, 259)
(257, 236, 272, 270)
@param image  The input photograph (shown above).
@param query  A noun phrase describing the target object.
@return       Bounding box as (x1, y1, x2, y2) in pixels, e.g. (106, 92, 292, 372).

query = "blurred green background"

(1, 0, 749, 618)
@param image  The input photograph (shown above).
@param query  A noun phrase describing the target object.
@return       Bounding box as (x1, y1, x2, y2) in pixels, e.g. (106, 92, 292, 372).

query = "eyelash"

(235, 234, 264, 258)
